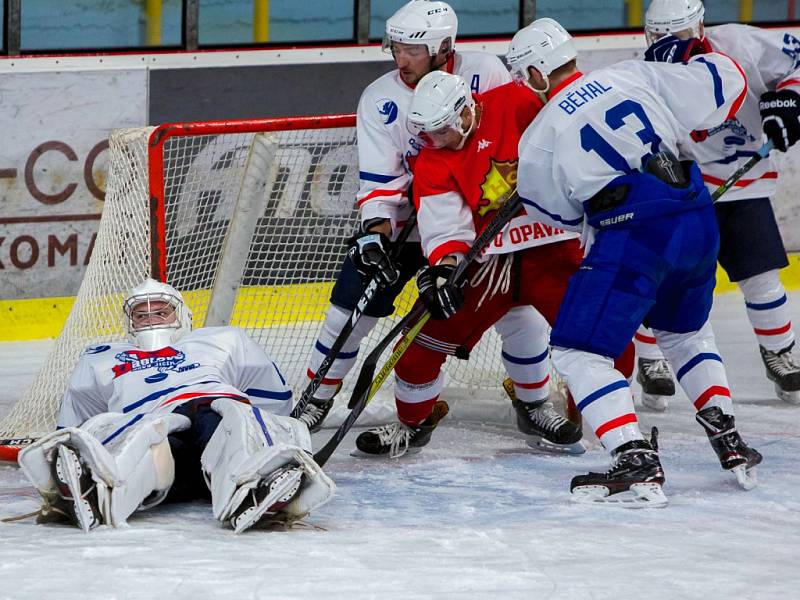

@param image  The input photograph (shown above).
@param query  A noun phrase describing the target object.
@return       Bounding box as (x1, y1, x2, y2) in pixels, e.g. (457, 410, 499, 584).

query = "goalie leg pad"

(202, 398, 335, 530)
(18, 411, 190, 528)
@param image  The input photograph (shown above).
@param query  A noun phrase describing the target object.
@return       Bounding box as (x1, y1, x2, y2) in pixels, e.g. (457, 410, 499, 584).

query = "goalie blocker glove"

(643, 34, 711, 64)
(416, 263, 464, 320)
(347, 230, 400, 287)
(759, 89, 800, 152)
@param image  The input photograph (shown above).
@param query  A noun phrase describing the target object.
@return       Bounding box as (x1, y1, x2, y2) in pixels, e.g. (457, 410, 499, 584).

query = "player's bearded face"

(131, 299, 178, 331)
(392, 42, 435, 86)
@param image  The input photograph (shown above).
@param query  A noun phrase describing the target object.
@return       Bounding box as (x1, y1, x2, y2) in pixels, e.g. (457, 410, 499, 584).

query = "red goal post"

(0, 114, 511, 462)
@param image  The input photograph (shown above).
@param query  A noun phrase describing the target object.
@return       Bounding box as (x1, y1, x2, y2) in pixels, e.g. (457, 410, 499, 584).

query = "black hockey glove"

(644, 34, 711, 64)
(347, 231, 400, 286)
(416, 263, 464, 320)
(759, 89, 800, 152)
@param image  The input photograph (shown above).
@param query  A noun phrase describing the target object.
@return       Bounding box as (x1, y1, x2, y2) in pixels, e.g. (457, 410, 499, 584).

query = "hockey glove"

(760, 89, 800, 152)
(416, 263, 464, 320)
(347, 231, 400, 286)
(644, 35, 711, 64)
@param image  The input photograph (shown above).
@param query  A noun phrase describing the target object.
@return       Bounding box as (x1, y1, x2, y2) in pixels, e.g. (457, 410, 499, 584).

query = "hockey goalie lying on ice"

(17, 278, 335, 533)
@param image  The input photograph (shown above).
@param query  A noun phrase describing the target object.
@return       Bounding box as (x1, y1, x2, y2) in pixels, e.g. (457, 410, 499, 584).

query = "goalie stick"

(313, 190, 524, 467)
(0, 436, 39, 462)
(290, 210, 419, 419)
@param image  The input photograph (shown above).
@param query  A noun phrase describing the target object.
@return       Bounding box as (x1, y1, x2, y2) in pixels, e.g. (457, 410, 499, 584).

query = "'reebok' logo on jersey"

(478, 160, 517, 216)
(376, 99, 399, 125)
(112, 347, 192, 379)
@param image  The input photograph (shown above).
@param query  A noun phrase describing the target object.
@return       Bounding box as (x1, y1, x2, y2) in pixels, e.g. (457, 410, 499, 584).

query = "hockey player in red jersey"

(299, 1, 556, 440)
(353, 71, 635, 458)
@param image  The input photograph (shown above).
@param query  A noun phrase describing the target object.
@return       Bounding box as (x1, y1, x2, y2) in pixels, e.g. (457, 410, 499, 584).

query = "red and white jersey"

(518, 55, 747, 231)
(356, 51, 511, 237)
(412, 82, 577, 265)
(57, 327, 292, 428)
(682, 24, 800, 201)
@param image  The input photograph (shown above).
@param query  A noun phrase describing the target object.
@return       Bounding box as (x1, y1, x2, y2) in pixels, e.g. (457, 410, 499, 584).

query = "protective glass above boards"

(14, 0, 800, 53)
(369, 0, 796, 42)
(198, 0, 355, 45)
(20, 0, 183, 51)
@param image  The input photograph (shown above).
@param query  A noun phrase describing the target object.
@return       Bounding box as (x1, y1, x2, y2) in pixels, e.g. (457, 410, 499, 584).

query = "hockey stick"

(711, 140, 773, 202)
(290, 210, 418, 418)
(314, 190, 524, 467)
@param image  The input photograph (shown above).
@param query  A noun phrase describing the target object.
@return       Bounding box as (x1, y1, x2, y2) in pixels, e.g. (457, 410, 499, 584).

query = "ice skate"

(760, 343, 800, 404)
(50, 444, 102, 532)
(637, 358, 675, 412)
(696, 406, 762, 490)
(298, 397, 335, 433)
(504, 379, 584, 455)
(352, 400, 449, 458)
(570, 428, 667, 508)
(230, 465, 305, 533)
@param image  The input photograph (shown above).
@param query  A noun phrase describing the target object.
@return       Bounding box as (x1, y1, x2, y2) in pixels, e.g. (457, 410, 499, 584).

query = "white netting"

(0, 118, 511, 443)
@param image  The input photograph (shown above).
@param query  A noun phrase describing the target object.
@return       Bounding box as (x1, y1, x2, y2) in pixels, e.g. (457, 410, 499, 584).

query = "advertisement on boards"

(0, 69, 147, 299)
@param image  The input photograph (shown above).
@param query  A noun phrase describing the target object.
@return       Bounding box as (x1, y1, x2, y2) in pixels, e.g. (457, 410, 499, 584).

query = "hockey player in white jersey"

(18, 279, 334, 532)
(510, 18, 762, 506)
(300, 0, 563, 450)
(632, 0, 800, 410)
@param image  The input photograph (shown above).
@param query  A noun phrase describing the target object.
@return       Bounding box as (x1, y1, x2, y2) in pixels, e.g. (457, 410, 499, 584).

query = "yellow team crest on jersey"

(478, 160, 518, 216)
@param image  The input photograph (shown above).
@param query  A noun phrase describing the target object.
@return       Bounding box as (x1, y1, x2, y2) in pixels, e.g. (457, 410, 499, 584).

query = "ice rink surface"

(1, 292, 798, 600)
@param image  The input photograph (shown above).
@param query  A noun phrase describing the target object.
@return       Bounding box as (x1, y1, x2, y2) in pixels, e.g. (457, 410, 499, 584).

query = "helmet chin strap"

(526, 70, 550, 95)
(453, 106, 477, 151)
(135, 328, 176, 351)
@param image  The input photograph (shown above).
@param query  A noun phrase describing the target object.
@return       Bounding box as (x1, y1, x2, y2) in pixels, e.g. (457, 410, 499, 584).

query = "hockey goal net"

(0, 115, 516, 461)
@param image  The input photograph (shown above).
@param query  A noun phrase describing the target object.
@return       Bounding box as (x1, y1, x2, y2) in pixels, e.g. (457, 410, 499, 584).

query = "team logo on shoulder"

(112, 347, 191, 378)
(376, 99, 399, 125)
(85, 345, 111, 355)
(478, 160, 518, 216)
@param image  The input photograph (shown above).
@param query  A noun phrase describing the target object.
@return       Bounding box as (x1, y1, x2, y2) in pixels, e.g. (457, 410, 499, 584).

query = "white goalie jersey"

(356, 50, 511, 236)
(57, 326, 292, 428)
(684, 24, 800, 202)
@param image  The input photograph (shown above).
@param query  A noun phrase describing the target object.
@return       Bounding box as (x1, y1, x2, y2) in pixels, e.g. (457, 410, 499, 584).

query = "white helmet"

(383, 0, 458, 57)
(645, 0, 705, 45)
(407, 71, 476, 149)
(123, 278, 192, 350)
(507, 18, 577, 92)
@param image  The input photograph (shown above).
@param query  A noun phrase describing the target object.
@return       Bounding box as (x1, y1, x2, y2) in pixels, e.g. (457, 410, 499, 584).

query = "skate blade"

(349, 447, 423, 460)
(731, 464, 758, 491)
(55, 445, 98, 533)
(525, 436, 586, 455)
(775, 383, 800, 405)
(232, 468, 304, 534)
(570, 482, 668, 508)
(640, 393, 669, 412)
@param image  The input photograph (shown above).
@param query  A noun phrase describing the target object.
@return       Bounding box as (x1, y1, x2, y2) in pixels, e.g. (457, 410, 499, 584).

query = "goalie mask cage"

(0, 114, 517, 462)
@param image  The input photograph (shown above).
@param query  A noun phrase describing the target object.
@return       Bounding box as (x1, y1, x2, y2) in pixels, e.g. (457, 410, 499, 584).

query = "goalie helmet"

(123, 278, 192, 350)
(507, 18, 577, 92)
(407, 71, 476, 149)
(645, 0, 705, 45)
(383, 0, 458, 57)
